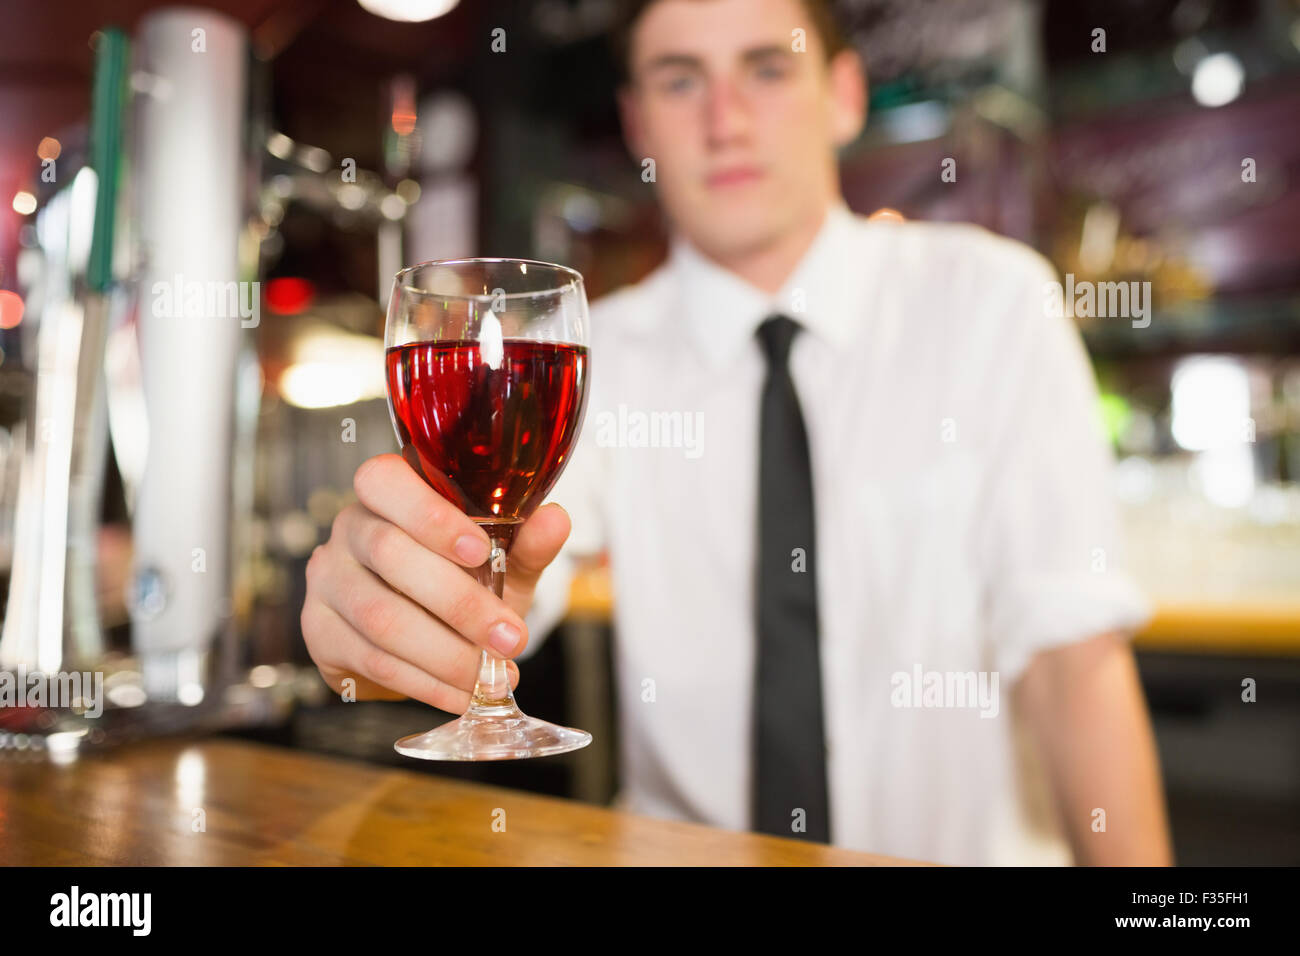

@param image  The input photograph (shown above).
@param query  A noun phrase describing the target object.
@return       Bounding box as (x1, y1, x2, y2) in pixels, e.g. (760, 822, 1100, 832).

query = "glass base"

(395, 701, 592, 760)
(392, 526, 590, 761)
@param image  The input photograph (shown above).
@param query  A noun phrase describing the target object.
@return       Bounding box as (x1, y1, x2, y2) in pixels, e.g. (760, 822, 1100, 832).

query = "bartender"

(301, 0, 1174, 866)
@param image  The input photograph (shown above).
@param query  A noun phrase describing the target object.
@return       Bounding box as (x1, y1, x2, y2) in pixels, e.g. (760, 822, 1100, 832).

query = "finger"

(302, 594, 475, 714)
(504, 502, 572, 598)
(341, 507, 529, 660)
(353, 453, 492, 568)
(305, 594, 521, 707)
(313, 541, 494, 692)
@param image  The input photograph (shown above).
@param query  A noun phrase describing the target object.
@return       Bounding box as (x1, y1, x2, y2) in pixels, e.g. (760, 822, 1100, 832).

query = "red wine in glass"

(385, 339, 589, 543)
(384, 256, 592, 761)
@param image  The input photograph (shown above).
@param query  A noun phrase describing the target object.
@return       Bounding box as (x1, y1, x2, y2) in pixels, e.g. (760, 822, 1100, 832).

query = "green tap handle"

(87, 26, 129, 294)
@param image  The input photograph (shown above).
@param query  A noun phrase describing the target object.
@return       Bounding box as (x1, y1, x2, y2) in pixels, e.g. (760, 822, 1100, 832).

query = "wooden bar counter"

(570, 562, 1300, 656)
(0, 735, 927, 866)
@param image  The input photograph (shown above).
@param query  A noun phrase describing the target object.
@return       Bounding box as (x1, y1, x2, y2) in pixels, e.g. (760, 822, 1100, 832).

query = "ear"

(616, 83, 648, 160)
(827, 48, 867, 148)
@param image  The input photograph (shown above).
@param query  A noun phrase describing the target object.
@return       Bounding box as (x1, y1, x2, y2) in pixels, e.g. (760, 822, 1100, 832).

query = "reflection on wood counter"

(0, 736, 929, 866)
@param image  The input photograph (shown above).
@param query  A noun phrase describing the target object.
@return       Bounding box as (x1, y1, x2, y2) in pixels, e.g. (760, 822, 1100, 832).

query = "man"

(301, 0, 1173, 865)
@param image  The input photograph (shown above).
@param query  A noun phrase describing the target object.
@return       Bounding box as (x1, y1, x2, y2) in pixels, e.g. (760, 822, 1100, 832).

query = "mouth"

(705, 166, 764, 189)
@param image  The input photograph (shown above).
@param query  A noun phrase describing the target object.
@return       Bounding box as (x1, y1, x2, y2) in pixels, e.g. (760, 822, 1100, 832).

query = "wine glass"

(383, 258, 592, 759)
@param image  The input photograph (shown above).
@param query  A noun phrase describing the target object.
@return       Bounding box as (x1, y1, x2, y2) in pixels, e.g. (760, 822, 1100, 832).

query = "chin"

(705, 220, 787, 260)
(677, 203, 783, 258)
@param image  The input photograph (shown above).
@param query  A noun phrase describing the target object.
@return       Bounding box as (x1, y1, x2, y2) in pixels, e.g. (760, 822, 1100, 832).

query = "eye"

(661, 72, 699, 95)
(754, 61, 789, 81)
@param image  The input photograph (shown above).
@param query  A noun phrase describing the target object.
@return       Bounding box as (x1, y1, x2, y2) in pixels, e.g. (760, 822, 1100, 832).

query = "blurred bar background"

(0, 0, 1297, 863)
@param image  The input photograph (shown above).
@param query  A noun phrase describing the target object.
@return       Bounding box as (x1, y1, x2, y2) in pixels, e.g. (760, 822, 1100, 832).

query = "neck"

(697, 200, 835, 294)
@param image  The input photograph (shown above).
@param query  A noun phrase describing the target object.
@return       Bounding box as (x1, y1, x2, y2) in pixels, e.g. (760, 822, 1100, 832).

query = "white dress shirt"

(521, 201, 1154, 866)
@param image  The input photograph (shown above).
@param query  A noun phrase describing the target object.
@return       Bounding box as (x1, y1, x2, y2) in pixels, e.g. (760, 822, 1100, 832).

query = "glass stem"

(467, 529, 520, 715)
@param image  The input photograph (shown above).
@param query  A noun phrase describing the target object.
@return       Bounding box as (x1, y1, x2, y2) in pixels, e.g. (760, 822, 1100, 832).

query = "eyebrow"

(638, 44, 794, 77)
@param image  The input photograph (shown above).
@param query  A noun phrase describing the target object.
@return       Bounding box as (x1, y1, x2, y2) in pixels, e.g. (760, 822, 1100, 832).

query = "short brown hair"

(609, 0, 850, 86)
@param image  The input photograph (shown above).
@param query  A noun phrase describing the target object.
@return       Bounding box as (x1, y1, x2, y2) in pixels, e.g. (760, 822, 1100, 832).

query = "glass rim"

(393, 257, 585, 301)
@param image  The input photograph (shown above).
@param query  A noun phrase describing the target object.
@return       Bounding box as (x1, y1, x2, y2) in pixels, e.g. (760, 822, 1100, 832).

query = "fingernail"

(489, 622, 520, 656)
(454, 534, 489, 565)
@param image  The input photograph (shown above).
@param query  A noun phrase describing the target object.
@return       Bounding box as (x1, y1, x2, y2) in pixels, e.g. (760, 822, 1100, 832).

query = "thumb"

(505, 502, 571, 597)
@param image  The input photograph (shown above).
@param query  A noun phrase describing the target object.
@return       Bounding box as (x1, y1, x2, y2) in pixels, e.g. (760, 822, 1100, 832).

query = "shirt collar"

(670, 199, 860, 370)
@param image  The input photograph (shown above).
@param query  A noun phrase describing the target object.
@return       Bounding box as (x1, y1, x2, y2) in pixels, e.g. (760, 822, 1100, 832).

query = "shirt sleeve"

(518, 551, 573, 662)
(978, 253, 1154, 685)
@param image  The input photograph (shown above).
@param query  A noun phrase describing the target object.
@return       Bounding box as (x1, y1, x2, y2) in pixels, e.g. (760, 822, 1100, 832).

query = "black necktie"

(753, 314, 830, 843)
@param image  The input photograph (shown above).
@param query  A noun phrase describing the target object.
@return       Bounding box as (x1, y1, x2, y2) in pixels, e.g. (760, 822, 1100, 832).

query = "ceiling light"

(357, 0, 460, 23)
(1191, 52, 1244, 107)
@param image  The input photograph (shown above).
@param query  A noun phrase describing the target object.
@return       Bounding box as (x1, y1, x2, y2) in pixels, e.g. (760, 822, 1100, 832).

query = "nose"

(704, 74, 750, 149)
